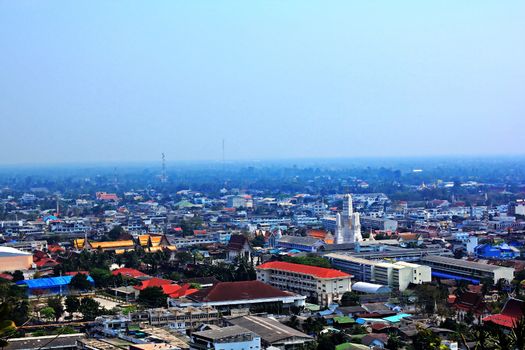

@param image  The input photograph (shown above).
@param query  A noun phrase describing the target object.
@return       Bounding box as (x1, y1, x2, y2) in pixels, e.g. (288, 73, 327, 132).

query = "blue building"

(17, 275, 95, 296)
(474, 243, 520, 260)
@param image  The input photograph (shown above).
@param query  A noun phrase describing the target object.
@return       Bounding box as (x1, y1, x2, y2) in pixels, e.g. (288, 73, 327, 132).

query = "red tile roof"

(483, 298, 525, 328)
(227, 235, 249, 251)
(162, 283, 199, 298)
(257, 261, 351, 279)
(112, 268, 149, 279)
(189, 280, 291, 302)
(34, 257, 58, 268)
(134, 277, 173, 290)
(0, 273, 13, 281)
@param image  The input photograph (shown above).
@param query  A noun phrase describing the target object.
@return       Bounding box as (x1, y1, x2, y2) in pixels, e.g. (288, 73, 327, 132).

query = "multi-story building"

(420, 255, 515, 284)
(360, 216, 398, 232)
(325, 253, 431, 291)
(256, 261, 352, 305)
(190, 326, 261, 350)
(133, 306, 220, 332)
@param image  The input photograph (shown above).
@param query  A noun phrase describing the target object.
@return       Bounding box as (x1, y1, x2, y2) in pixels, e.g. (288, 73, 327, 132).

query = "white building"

(325, 253, 431, 291)
(335, 194, 362, 244)
(256, 261, 352, 306)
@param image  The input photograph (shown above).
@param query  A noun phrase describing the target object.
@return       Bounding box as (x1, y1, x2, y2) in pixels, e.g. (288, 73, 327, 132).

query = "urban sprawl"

(1, 162, 525, 350)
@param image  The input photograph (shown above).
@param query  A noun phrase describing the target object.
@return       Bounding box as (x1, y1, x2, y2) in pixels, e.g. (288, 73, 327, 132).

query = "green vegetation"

(47, 296, 64, 322)
(138, 287, 166, 308)
(69, 273, 92, 291)
(282, 254, 331, 268)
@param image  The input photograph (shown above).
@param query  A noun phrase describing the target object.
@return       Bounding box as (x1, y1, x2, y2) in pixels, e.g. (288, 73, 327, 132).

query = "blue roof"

(16, 275, 94, 289)
(432, 271, 479, 284)
(383, 313, 412, 323)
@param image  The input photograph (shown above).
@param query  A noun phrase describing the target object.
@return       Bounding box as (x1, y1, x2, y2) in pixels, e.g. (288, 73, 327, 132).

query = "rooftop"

(193, 325, 255, 341)
(228, 315, 312, 344)
(257, 261, 350, 279)
(189, 280, 291, 303)
(421, 255, 514, 273)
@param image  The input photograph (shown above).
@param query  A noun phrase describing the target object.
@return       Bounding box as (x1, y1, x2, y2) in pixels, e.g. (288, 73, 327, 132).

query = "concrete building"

(360, 216, 398, 232)
(134, 306, 220, 331)
(256, 261, 352, 305)
(190, 326, 260, 350)
(420, 255, 515, 284)
(0, 246, 33, 271)
(325, 253, 431, 291)
(176, 280, 306, 312)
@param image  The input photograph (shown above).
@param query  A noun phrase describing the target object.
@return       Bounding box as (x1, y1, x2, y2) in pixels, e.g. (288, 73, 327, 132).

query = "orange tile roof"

(257, 261, 351, 279)
(91, 240, 135, 249)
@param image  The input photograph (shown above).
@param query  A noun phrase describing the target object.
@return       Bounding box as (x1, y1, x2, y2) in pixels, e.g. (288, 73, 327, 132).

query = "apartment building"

(325, 253, 431, 291)
(256, 261, 352, 305)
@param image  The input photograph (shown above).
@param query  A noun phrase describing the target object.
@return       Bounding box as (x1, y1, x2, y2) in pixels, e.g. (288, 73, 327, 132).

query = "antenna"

(160, 153, 167, 183)
(113, 167, 118, 188)
(222, 139, 225, 169)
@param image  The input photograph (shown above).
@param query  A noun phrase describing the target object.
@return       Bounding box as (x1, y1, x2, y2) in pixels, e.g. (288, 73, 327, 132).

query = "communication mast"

(160, 153, 168, 183)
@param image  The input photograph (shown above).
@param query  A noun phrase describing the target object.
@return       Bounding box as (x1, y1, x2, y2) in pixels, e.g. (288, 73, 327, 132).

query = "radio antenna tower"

(222, 139, 225, 171)
(160, 153, 168, 183)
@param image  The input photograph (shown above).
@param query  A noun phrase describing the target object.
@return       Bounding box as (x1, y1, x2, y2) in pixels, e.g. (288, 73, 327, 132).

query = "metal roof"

(16, 275, 94, 289)
(421, 255, 513, 273)
(228, 315, 312, 344)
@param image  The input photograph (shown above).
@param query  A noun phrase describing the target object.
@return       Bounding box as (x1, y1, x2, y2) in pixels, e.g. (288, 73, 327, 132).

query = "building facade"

(256, 261, 352, 305)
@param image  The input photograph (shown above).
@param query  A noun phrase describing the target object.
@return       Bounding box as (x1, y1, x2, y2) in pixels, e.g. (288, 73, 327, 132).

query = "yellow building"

(137, 234, 177, 253)
(73, 238, 135, 253)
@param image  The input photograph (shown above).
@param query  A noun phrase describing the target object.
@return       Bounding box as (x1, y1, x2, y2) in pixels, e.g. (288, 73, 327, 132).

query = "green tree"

(107, 225, 125, 240)
(302, 317, 324, 336)
(69, 273, 92, 291)
(47, 296, 64, 322)
(40, 307, 55, 322)
(138, 287, 166, 308)
(316, 335, 335, 350)
(340, 291, 360, 306)
(0, 319, 16, 347)
(79, 297, 100, 321)
(11, 271, 24, 282)
(65, 295, 80, 315)
(89, 268, 111, 288)
(386, 334, 404, 350)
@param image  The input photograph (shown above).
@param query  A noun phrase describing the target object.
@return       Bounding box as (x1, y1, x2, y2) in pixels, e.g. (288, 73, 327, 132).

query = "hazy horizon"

(1, 1, 524, 164)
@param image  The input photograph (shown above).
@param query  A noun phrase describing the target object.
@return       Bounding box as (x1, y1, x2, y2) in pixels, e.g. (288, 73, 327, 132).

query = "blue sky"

(1, 1, 524, 164)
